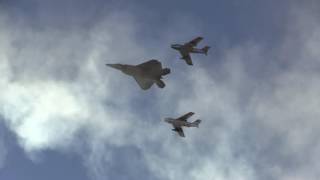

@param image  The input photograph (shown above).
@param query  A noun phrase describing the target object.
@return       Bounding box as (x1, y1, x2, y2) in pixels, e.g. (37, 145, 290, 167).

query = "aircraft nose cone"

(171, 44, 180, 50)
(106, 63, 123, 70)
(164, 118, 171, 123)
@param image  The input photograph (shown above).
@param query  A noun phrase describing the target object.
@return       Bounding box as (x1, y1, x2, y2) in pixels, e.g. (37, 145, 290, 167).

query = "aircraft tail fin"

(156, 79, 165, 88)
(202, 46, 210, 55)
(190, 119, 201, 128)
(161, 68, 171, 76)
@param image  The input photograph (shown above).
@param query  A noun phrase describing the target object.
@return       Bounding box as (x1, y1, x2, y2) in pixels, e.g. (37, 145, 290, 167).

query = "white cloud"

(0, 2, 320, 180)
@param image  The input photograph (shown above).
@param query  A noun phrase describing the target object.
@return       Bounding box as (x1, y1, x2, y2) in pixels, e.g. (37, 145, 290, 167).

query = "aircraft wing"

(137, 59, 162, 71)
(173, 127, 185, 137)
(179, 50, 193, 65)
(178, 112, 195, 121)
(181, 54, 193, 65)
(133, 76, 154, 90)
(186, 37, 203, 47)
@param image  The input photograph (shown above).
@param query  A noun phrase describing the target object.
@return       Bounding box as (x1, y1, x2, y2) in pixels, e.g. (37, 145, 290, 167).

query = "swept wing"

(173, 127, 185, 137)
(180, 54, 193, 65)
(133, 76, 154, 90)
(185, 37, 203, 47)
(137, 59, 162, 72)
(177, 112, 195, 121)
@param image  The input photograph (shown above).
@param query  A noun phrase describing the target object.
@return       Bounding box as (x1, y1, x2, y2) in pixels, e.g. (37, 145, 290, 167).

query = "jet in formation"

(171, 37, 210, 65)
(107, 59, 170, 90)
(164, 112, 201, 137)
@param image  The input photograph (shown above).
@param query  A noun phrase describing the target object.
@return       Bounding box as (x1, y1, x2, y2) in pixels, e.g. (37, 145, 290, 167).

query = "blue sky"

(0, 0, 320, 180)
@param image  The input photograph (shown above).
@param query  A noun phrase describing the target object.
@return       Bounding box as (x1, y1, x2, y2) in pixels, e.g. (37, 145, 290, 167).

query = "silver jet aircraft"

(106, 59, 170, 90)
(171, 37, 210, 65)
(164, 112, 201, 137)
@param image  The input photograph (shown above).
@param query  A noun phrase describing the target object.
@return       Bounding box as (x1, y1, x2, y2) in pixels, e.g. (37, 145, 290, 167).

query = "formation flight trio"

(107, 37, 210, 137)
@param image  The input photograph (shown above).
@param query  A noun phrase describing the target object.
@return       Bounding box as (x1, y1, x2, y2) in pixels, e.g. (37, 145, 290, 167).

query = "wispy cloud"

(0, 1, 320, 180)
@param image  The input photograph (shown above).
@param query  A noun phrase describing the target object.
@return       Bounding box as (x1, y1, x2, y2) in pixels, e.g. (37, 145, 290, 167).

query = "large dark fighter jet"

(164, 112, 201, 137)
(106, 59, 170, 90)
(171, 37, 210, 65)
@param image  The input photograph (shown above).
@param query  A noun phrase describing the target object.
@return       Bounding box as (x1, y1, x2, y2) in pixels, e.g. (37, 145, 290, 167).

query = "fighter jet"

(171, 37, 210, 65)
(106, 59, 170, 90)
(164, 112, 201, 137)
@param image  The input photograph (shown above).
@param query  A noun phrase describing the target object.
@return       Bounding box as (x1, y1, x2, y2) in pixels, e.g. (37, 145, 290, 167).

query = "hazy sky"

(0, 0, 320, 180)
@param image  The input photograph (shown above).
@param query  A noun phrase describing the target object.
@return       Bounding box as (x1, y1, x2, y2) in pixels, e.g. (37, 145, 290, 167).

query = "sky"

(0, 0, 320, 180)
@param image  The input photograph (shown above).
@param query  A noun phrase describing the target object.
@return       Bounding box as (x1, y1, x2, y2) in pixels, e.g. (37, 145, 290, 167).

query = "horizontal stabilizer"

(190, 119, 201, 128)
(202, 46, 210, 55)
(156, 80, 165, 88)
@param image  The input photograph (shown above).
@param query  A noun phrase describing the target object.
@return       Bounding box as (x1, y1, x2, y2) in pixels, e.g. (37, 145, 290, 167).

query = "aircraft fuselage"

(164, 118, 193, 127)
(171, 44, 205, 54)
(109, 64, 162, 80)
(107, 60, 170, 90)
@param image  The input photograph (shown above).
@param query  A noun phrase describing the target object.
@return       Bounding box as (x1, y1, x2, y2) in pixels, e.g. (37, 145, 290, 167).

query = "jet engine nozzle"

(161, 68, 171, 76)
